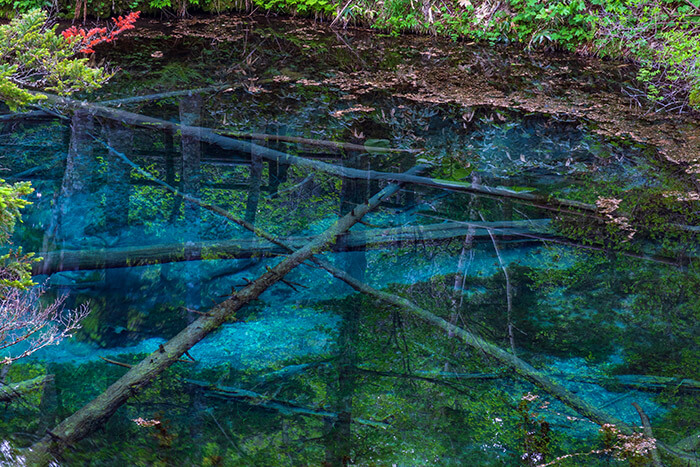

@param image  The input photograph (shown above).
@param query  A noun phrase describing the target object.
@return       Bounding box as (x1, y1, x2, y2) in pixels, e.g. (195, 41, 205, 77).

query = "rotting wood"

(25, 165, 426, 465)
(33, 219, 550, 275)
(38, 94, 599, 215)
(0, 375, 54, 403)
(185, 379, 388, 428)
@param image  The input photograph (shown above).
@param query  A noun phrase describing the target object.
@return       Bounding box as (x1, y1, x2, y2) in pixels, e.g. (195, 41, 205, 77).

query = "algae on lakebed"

(0, 14, 698, 466)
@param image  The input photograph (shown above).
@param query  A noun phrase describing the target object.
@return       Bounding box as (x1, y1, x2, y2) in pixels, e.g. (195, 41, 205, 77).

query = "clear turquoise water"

(0, 16, 698, 466)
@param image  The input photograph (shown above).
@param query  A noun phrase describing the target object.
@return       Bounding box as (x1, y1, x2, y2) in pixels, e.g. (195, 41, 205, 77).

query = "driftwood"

(40, 95, 598, 215)
(26, 166, 424, 465)
(185, 379, 388, 428)
(33, 219, 550, 275)
(0, 375, 54, 403)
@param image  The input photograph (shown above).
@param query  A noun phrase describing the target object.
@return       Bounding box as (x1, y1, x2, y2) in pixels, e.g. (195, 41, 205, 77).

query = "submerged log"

(217, 130, 422, 154)
(307, 261, 699, 463)
(0, 110, 56, 122)
(185, 379, 388, 428)
(26, 166, 425, 465)
(33, 219, 550, 275)
(0, 375, 54, 403)
(40, 95, 598, 215)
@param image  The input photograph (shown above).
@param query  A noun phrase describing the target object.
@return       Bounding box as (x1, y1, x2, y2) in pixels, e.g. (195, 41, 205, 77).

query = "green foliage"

(509, 0, 594, 49)
(251, 0, 337, 16)
(0, 180, 36, 289)
(0, 8, 111, 110)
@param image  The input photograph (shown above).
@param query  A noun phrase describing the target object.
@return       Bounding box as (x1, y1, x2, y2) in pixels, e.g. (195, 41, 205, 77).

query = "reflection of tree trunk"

(101, 121, 133, 346)
(244, 143, 263, 225)
(180, 95, 205, 441)
(325, 145, 368, 466)
(180, 95, 202, 315)
(104, 121, 131, 233)
(164, 130, 179, 223)
(41, 109, 96, 272)
(267, 125, 290, 195)
(325, 297, 359, 466)
(449, 173, 480, 347)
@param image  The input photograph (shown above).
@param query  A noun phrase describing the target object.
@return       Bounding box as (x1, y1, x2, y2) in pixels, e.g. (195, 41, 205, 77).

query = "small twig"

(99, 356, 133, 368)
(358, 219, 382, 228)
(185, 307, 210, 316)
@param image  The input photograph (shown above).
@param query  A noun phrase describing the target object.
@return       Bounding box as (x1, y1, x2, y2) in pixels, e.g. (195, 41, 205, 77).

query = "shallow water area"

(1, 14, 699, 466)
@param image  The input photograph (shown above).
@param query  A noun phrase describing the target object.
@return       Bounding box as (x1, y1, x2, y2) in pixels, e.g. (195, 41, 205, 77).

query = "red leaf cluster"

(61, 11, 140, 54)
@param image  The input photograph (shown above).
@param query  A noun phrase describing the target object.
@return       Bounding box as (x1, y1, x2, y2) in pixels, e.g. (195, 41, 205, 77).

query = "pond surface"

(1, 14, 699, 466)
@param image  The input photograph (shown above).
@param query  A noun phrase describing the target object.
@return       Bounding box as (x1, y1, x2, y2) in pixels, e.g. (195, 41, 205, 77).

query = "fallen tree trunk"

(217, 130, 422, 154)
(185, 379, 388, 428)
(33, 219, 550, 275)
(573, 374, 700, 393)
(26, 166, 425, 465)
(0, 110, 56, 122)
(309, 265, 699, 463)
(41, 95, 598, 215)
(0, 375, 54, 403)
(420, 213, 692, 268)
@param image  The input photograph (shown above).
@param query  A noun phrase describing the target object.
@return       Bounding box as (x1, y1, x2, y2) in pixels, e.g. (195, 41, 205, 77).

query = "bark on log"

(32, 220, 550, 275)
(0, 375, 54, 403)
(40, 95, 598, 214)
(26, 166, 425, 465)
(185, 379, 388, 428)
(0, 110, 56, 122)
(217, 130, 422, 154)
